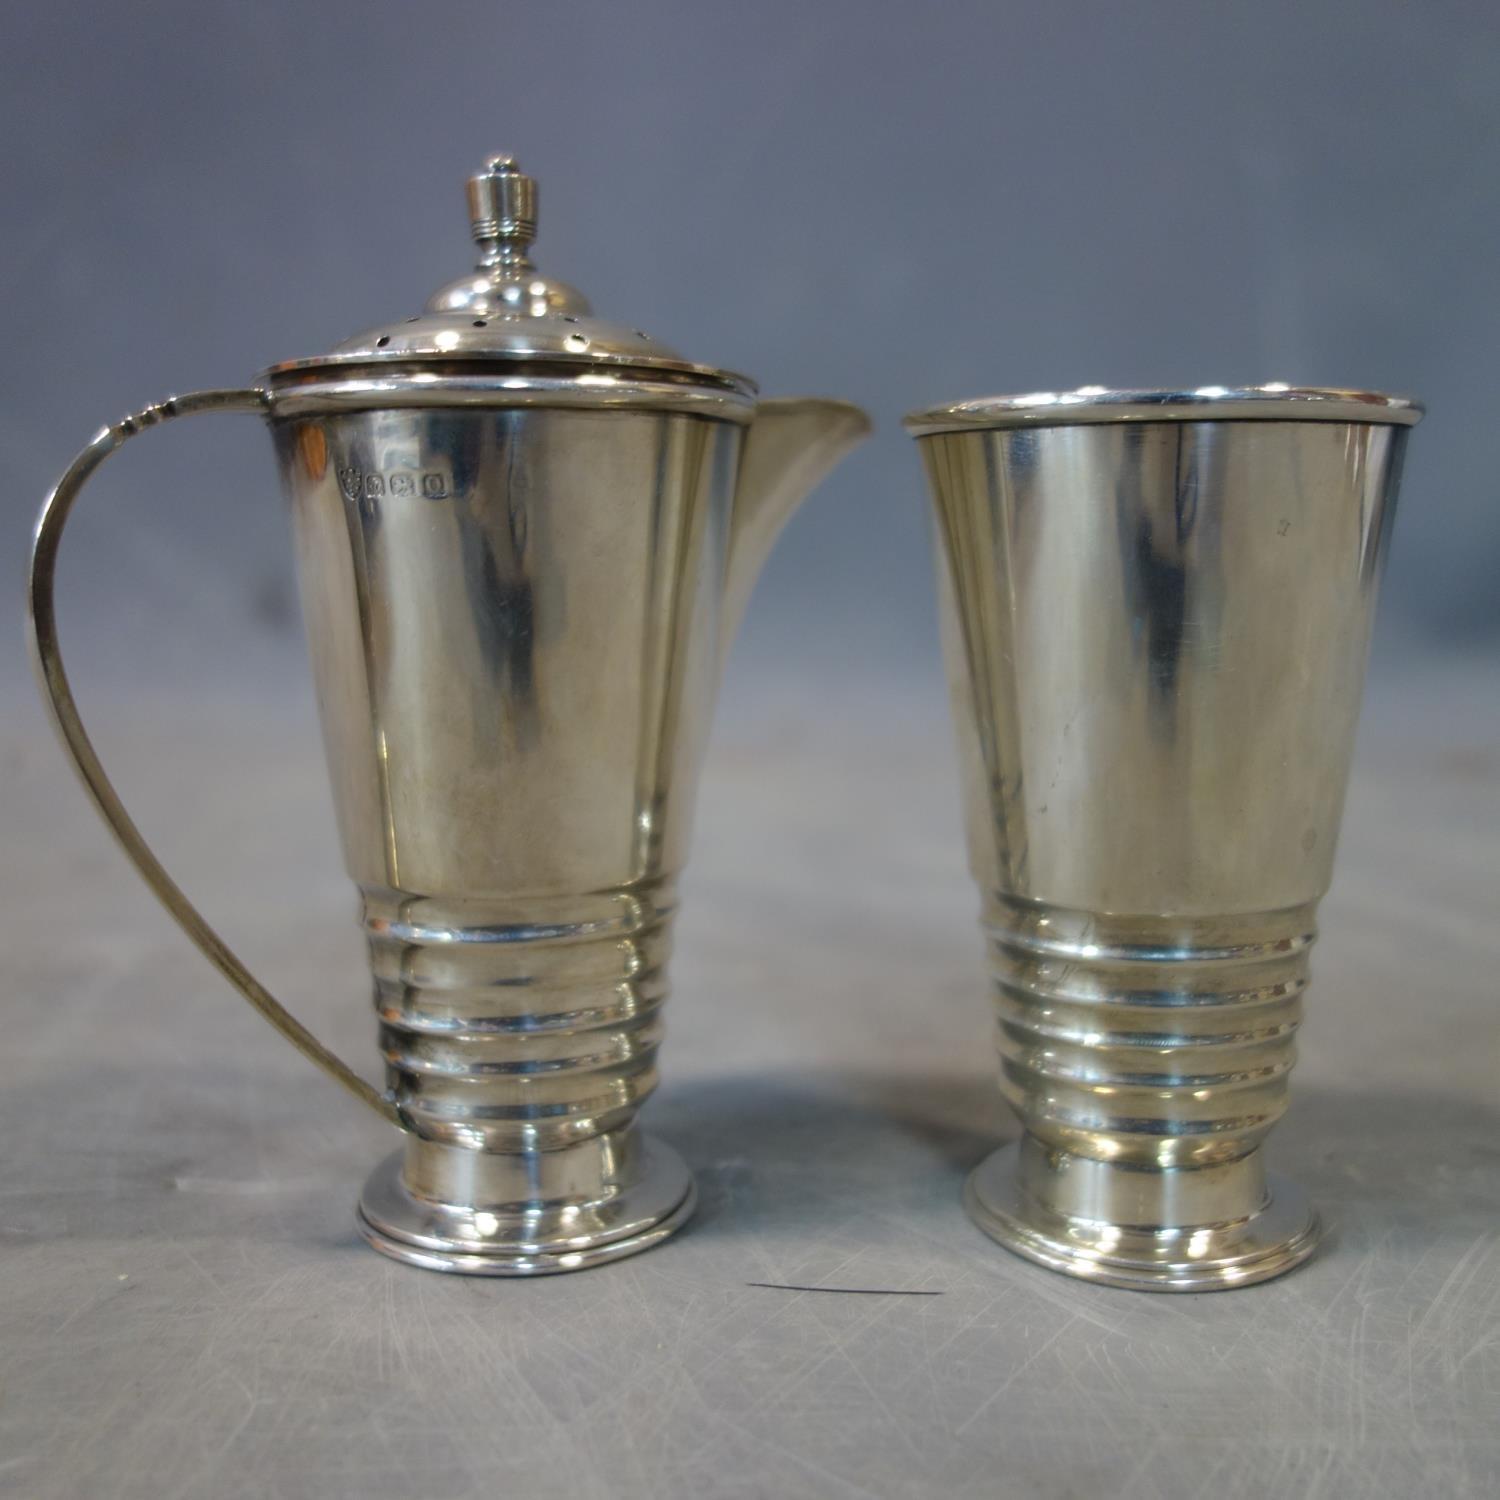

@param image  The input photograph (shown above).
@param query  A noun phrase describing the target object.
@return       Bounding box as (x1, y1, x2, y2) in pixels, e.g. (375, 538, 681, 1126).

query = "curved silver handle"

(27, 389, 402, 1127)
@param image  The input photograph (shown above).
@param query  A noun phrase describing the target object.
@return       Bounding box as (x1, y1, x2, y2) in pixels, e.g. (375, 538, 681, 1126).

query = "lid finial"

(293, 150, 716, 368)
(468, 154, 537, 267)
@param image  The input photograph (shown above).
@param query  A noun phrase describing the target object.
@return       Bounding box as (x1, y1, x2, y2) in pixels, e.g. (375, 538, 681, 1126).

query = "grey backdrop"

(4, 0, 1498, 703)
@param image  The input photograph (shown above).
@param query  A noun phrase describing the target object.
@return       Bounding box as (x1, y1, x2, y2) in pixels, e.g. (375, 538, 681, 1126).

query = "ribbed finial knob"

(468, 154, 537, 259)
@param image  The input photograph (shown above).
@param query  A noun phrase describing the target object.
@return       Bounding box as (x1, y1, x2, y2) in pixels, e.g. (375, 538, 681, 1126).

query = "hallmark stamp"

(337, 467, 451, 502)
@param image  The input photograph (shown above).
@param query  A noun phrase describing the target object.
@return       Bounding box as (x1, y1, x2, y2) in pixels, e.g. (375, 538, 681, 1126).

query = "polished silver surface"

(356, 1137, 698, 1276)
(905, 383, 1424, 435)
(280, 391, 862, 1275)
(28, 154, 868, 1275)
(965, 1145, 1321, 1292)
(267, 370, 756, 420)
(908, 389, 1420, 1290)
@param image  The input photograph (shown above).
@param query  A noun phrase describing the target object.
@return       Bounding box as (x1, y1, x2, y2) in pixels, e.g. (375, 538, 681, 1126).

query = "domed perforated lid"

(267, 154, 753, 399)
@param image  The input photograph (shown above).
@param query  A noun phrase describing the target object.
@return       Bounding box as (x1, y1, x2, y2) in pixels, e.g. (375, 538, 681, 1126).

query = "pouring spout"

(721, 397, 871, 656)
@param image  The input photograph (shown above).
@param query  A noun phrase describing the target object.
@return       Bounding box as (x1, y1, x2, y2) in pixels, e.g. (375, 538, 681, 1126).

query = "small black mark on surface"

(746, 1282, 943, 1296)
(1277, 518, 1291, 536)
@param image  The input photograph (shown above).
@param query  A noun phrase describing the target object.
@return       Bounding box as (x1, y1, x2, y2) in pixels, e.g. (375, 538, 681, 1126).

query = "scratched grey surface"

(3, 654, 1498, 1499)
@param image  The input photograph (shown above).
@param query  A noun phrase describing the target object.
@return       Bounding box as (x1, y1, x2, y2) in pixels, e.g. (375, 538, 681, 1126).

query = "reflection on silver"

(907, 386, 1421, 1291)
(29, 156, 869, 1275)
